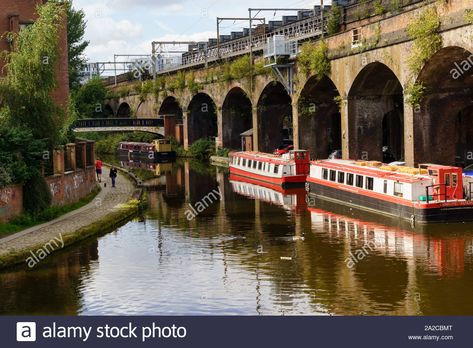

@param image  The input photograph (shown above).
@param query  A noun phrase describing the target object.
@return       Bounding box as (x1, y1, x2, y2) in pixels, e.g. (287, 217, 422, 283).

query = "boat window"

(383, 180, 388, 194)
(253, 161, 257, 169)
(394, 182, 404, 198)
(347, 173, 354, 186)
(366, 177, 374, 190)
(452, 173, 458, 187)
(356, 175, 364, 188)
(274, 165, 279, 174)
(258, 161, 263, 170)
(248, 160, 252, 168)
(322, 168, 328, 180)
(242, 158, 246, 167)
(338, 171, 345, 184)
(445, 173, 451, 187)
(330, 170, 336, 182)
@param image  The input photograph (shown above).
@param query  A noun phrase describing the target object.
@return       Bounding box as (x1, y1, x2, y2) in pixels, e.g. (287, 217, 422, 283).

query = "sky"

(73, 0, 332, 63)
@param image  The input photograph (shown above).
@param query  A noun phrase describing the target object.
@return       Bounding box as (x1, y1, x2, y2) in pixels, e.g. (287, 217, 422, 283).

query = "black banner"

(4, 316, 471, 347)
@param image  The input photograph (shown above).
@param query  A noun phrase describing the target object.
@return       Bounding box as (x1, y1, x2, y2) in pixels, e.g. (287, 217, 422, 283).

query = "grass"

(0, 187, 100, 237)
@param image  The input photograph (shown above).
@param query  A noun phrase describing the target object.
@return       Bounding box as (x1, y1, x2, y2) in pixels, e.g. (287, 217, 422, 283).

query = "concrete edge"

(0, 166, 144, 271)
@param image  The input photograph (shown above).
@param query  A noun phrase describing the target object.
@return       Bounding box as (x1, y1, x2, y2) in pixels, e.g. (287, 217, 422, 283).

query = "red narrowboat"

(229, 150, 309, 189)
(306, 159, 473, 224)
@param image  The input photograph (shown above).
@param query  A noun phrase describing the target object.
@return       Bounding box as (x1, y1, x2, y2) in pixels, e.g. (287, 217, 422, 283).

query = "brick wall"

(47, 168, 97, 206)
(0, 185, 23, 223)
(0, 0, 69, 109)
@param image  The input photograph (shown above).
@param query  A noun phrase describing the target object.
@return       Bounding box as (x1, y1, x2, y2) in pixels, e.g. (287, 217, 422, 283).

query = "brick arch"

(117, 102, 131, 118)
(221, 87, 252, 150)
(257, 81, 292, 153)
(413, 45, 473, 166)
(298, 74, 342, 159)
(348, 61, 404, 162)
(186, 92, 217, 146)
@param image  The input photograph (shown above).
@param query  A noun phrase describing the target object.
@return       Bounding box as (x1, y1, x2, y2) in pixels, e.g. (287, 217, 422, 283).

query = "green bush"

(216, 148, 230, 157)
(297, 40, 330, 79)
(23, 175, 52, 214)
(71, 77, 108, 118)
(326, 4, 342, 35)
(189, 138, 216, 160)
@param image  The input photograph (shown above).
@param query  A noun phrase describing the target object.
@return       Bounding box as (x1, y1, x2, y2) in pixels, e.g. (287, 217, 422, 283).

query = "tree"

(0, 1, 66, 148)
(72, 77, 108, 118)
(67, 1, 89, 91)
(327, 4, 342, 35)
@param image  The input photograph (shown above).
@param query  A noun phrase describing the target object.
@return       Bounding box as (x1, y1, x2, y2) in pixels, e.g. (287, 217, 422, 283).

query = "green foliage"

(297, 40, 330, 79)
(374, 0, 385, 16)
(390, 0, 401, 12)
(71, 77, 108, 118)
(465, 9, 473, 24)
(23, 175, 52, 214)
(0, 114, 48, 188)
(326, 3, 342, 35)
(186, 72, 201, 94)
(406, 7, 442, 75)
(188, 138, 216, 160)
(0, 1, 66, 148)
(66, 1, 89, 91)
(229, 55, 251, 80)
(405, 82, 426, 107)
(215, 148, 230, 157)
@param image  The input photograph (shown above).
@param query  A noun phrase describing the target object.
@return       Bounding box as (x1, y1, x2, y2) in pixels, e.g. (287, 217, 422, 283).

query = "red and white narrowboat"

(229, 150, 309, 189)
(229, 174, 307, 212)
(306, 159, 473, 224)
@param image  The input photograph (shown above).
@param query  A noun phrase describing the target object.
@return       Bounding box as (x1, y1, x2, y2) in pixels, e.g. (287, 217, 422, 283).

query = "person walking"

(109, 166, 118, 188)
(95, 159, 103, 183)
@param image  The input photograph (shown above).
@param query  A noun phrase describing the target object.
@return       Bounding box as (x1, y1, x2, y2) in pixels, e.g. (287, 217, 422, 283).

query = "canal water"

(1, 160, 473, 315)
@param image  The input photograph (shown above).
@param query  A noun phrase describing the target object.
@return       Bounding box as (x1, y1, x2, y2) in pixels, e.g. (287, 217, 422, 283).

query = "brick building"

(0, 0, 69, 108)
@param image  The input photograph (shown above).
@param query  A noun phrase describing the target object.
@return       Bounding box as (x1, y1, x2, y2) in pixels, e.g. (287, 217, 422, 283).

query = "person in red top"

(95, 159, 103, 183)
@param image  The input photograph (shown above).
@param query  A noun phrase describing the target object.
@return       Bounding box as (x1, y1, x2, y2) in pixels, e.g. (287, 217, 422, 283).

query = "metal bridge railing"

(74, 118, 164, 129)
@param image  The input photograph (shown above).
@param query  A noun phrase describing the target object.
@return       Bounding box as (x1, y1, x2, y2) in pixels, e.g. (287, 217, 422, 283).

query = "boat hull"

(229, 167, 306, 189)
(307, 180, 473, 224)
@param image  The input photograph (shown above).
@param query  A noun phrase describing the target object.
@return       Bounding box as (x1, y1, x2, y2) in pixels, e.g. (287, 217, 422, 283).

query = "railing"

(425, 184, 448, 204)
(74, 118, 164, 129)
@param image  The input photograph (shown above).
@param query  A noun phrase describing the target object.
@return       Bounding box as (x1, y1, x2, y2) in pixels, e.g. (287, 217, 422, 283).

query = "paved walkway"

(0, 168, 137, 266)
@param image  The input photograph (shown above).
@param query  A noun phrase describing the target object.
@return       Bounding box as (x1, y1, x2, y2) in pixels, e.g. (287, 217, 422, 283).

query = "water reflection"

(0, 160, 472, 315)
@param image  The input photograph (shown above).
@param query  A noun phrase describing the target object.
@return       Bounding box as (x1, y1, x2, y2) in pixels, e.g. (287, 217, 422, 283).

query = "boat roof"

(119, 142, 153, 146)
(231, 151, 294, 165)
(313, 159, 434, 183)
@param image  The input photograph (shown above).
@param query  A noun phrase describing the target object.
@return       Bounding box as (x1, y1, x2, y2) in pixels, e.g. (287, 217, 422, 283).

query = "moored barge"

(118, 139, 176, 162)
(229, 150, 309, 189)
(306, 159, 473, 224)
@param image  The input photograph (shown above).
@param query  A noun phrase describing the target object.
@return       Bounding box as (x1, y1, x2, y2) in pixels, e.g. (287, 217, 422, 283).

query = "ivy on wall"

(297, 40, 330, 80)
(405, 6, 442, 106)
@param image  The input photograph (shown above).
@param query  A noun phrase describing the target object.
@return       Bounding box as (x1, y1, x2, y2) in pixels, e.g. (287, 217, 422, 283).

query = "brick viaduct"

(104, 0, 473, 167)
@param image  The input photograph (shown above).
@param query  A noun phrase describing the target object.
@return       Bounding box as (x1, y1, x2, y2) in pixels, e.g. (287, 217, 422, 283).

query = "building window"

(338, 171, 345, 184)
(352, 28, 362, 48)
(366, 177, 374, 190)
(394, 182, 404, 198)
(330, 170, 336, 182)
(322, 168, 328, 180)
(356, 175, 364, 188)
(347, 173, 354, 186)
(383, 180, 388, 194)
